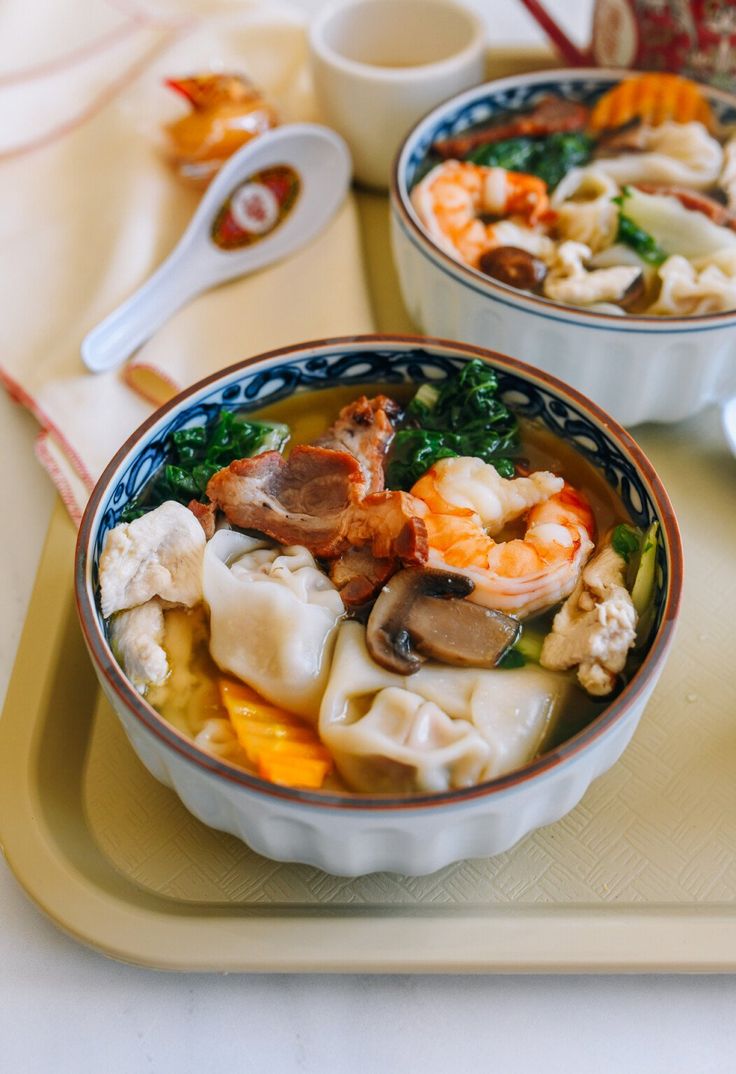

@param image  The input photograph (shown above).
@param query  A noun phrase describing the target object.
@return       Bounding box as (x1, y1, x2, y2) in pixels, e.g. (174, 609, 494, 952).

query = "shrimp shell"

(411, 458, 596, 619)
(411, 161, 552, 268)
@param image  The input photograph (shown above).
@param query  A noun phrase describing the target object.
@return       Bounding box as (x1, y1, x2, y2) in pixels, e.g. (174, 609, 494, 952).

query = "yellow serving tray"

(3, 50, 736, 972)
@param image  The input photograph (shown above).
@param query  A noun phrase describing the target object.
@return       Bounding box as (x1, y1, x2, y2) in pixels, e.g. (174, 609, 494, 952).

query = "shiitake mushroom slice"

(366, 567, 520, 675)
(478, 246, 548, 293)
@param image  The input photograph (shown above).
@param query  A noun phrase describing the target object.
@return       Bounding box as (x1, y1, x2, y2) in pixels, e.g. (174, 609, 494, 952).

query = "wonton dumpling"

(319, 622, 573, 794)
(203, 530, 344, 720)
(595, 121, 723, 190)
(109, 598, 168, 692)
(647, 249, 736, 315)
(552, 167, 620, 253)
(99, 500, 206, 616)
(543, 241, 643, 307)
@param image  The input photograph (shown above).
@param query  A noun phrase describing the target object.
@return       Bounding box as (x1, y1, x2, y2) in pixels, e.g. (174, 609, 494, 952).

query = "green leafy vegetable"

(387, 360, 519, 489)
(611, 520, 660, 646)
(631, 521, 659, 643)
(499, 624, 547, 669)
(612, 523, 641, 564)
(498, 648, 526, 669)
(467, 132, 594, 190)
(121, 410, 289, 521)
(613, 188, 668, 265)
(467, 137, 536, 173)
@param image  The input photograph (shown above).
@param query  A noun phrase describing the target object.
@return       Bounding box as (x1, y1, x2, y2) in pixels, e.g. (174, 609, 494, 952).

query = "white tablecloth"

(3, 2, 736, 1070)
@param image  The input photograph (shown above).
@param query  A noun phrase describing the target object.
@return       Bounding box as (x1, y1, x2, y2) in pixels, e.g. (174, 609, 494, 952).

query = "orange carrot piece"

(258, 753, 332, 789)
(589, 73, 715, 132)
(218, 677, 333, 789)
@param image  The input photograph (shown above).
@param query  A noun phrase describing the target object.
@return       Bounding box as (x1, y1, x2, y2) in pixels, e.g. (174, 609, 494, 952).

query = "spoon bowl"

(81, 123, 351, 373)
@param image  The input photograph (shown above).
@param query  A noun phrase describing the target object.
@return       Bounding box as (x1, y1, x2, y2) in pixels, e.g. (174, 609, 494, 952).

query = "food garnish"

(467, 131, 593, 190)
(589, 73, 714, 133)
(387, 360, 519, 489)
(613, 188, 668, 266)
(219, 678, 333, 789)
(612, 522, 642, 563)
(164, 73, 278, 186)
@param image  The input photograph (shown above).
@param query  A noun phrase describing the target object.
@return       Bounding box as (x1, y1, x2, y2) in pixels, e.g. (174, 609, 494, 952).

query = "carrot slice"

(258, 753, 332, 790)
(589, 73, 715, 132)
(218, 677, 333, 789)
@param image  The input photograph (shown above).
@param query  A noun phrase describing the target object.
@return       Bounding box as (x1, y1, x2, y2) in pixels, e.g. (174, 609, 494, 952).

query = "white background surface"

(3, 1, 736, 1071)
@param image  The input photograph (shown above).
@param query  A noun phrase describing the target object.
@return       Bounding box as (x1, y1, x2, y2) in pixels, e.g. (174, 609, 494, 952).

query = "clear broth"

(148, 383, 634, 787)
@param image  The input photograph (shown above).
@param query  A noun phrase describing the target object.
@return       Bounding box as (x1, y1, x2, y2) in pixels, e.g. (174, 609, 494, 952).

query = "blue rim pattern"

(403, 75, 736, 189)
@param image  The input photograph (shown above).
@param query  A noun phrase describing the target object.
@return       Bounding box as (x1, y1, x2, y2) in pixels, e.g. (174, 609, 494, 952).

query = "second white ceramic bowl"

(391, 68, 736, 426)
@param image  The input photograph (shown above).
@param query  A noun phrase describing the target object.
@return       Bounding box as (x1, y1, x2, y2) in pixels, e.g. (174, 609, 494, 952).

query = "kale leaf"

(387, 360, 519, 490)
(121, 410, 289, 521)
(467, 132, 594, 190)
(611, 523, 641, 564)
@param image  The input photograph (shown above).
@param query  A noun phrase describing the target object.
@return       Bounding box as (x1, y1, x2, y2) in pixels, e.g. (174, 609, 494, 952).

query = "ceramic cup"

(308, 0, 486, 190)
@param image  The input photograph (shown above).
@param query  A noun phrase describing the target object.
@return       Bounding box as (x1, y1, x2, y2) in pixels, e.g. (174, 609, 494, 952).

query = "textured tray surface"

(81, 404, 735, 912)
(3, 48, 736, 968)
(3, 399, 735, 971)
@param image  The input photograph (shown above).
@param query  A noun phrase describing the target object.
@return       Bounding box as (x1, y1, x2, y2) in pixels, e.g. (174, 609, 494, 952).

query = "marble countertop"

(3, 0, 736, 1069)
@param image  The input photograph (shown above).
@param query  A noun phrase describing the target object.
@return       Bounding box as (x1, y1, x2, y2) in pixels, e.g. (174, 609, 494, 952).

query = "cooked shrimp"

(411, 160, 552, 267)
(410, 457, 595, 618)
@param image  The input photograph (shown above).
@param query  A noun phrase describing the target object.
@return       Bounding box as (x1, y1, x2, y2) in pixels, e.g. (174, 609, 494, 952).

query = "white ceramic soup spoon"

(81, 123, 351, 373)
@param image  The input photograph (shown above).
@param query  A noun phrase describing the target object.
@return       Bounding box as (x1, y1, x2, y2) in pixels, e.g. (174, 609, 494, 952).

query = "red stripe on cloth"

(0, 22, 140, 87)
(0, 364, 96, 489)
(35, 432, 84, 526)
(0, 19, 197, 162)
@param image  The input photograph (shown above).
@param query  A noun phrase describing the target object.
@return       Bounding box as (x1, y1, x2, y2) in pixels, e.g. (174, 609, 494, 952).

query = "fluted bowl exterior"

(75, 336, 682, 876)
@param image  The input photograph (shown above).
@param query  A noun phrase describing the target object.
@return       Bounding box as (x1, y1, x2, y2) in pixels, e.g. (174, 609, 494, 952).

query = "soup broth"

(144, 383, 634, 790)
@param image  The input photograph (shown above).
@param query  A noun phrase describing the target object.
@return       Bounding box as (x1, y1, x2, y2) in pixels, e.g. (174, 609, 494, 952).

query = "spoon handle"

(81, 250, 200, 373)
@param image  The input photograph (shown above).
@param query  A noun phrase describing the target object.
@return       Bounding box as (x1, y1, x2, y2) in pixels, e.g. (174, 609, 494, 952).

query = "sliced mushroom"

(478, 246, 547, 293)
(366, 567, 520, 675)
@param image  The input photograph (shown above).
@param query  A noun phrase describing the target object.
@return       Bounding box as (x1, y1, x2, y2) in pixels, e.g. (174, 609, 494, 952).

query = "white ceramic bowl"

(391, 68, 736, 426)
(308, 0, 486, 190)
(75, 336, 682, 876)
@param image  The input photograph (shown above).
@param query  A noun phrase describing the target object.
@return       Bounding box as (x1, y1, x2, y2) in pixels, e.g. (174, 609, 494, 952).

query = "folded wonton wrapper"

(319, 622, 576, 794)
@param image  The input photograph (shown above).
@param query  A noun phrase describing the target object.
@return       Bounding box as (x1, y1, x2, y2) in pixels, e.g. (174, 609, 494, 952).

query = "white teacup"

(308, 0, 486, 190)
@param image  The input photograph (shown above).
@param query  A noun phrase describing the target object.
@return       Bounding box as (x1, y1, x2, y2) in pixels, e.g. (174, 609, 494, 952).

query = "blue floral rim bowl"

(390, 67, 736, 426)
(75, 335, 683, 876)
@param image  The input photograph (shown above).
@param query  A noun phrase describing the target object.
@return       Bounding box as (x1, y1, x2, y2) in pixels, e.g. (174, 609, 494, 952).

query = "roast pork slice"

(206, 445, 428, 564)
(314, 394, 401, 495)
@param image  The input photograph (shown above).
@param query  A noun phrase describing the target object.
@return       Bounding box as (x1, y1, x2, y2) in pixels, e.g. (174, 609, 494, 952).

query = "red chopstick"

(516, 0, 591, 66)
